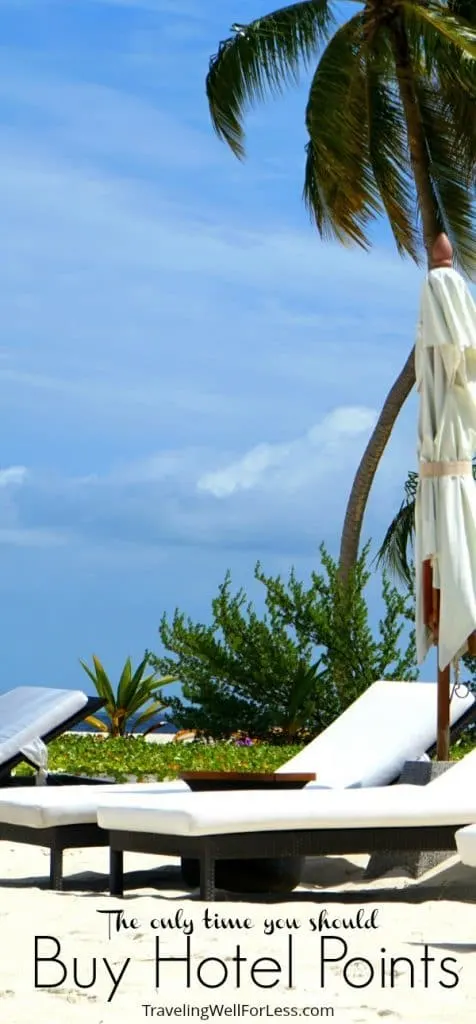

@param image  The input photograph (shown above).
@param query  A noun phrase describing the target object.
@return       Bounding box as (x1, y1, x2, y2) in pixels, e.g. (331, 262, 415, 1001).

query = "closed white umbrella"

(415, 235, 476, 759)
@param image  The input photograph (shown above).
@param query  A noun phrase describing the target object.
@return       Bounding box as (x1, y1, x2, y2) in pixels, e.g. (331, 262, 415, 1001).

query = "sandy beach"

(1, 843, 475, 1023)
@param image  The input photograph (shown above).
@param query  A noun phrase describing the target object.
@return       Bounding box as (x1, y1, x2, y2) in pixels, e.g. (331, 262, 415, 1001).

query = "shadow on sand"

(1, 853, 475, 904)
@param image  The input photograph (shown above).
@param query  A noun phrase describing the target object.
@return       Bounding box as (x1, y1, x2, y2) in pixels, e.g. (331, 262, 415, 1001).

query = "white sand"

(1, 843, 475, 1023)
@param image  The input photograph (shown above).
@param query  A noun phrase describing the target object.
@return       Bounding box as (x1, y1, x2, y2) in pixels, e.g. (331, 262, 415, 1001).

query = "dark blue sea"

(73, 715, 177, 735)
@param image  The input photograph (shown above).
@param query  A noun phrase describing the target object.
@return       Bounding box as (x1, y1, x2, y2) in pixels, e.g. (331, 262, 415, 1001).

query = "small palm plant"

(80, 654, 177, 737)
(279, 660, 324, 739)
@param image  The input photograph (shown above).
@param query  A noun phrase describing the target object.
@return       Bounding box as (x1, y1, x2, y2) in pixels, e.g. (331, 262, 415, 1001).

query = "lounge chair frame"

(0, 696, 105, 781)
(1, 820, 107, 889)
(108, 823, 463, 901)
(0, 696, 112, 889)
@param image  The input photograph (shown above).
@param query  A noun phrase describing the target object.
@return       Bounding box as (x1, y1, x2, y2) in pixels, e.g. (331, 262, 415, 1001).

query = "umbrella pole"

(436, 657, 450, 761)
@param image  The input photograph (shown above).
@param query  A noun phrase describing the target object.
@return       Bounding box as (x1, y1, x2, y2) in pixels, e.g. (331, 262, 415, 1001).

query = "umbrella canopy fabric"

(415, 267, 476, 671)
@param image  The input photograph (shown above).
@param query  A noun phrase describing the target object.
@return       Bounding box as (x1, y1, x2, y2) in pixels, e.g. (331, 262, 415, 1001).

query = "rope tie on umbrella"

(451, 657, 472, 702)
(419, 460, 472, 478)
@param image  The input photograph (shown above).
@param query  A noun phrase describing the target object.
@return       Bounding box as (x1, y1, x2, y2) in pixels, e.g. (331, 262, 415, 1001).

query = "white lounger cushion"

(0, 780, 188, 828)
(455, 824, 476, 867)
(280, 679, 475, 787)
(97, 783, 476, 837)
(0, 687, 88, 768)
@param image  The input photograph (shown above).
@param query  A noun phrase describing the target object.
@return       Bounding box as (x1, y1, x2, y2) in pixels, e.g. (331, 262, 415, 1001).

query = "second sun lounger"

(0, 685, 108, 886)
(98, 747, 476, 900)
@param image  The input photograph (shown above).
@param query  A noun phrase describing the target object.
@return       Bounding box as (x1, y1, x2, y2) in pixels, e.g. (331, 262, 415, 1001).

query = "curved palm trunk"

(338, 19, 440, 580)
(338, 346, 415, 575)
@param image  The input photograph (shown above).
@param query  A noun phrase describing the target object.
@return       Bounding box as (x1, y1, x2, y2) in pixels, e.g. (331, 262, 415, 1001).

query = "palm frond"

(206, 1, 334, 158)
(79, 656, 115, 705)
(365, 49, 420, 260)
(404, 1, 476, 187)
(413, 79, 476, 275)
(448, 0, 476, 19)
(434, 33, 476, 182)
(132, 700, 168, 732)
(304, 13, 382, 248)
(403, 2, 476, 58)
(376, 471, 418, 586)
(116, 656, 133, 708)
(118, 654, 151, 709)
(437, 72, 476, 184)
(84, 715, 108, 733)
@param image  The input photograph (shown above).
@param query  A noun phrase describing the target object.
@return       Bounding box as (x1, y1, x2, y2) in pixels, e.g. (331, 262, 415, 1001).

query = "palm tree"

(378, 462, 476, 587)
(206, 1, 476, 579)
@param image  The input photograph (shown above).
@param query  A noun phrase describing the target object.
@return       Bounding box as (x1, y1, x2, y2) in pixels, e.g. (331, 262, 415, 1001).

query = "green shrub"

(149, 545, 416, 739)
(14, 735, 304, 783)
(13, 731, 474, 782)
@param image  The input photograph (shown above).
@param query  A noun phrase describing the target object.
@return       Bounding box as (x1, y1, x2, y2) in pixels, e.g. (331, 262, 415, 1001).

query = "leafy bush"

(14, 735, 303, 783)
(13, 730, 474, 782)
(80, 654, 177, 737)
(149, 545, 417, 739)
(451, 728, 476, 760)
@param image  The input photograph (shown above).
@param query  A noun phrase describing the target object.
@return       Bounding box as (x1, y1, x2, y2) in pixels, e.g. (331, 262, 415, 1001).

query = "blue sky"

(0, 0, 439, 695)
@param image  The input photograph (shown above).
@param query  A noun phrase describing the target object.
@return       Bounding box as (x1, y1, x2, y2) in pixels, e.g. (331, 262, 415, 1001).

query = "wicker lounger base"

(0, 820, 107, 890)
(0, 774, 114, 890)
(108, 823, 463, 902)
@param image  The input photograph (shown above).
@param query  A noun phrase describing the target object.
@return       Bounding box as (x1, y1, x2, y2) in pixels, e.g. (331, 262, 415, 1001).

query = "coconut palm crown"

(206, 0, 476, 272)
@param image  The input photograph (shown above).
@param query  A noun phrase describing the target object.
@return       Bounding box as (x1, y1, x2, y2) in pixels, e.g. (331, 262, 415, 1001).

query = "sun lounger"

(275, 679, 476, 787)
(98, 747, 476, 900)
(0, 780, 188, 888)
(0, 686, 105, 782)
(0, 685, 108, 885)
(1, 680, 475, 889)
(455, 824, 476, 867)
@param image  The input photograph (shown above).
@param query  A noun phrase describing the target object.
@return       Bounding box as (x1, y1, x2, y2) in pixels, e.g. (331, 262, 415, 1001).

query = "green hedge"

(13, 736, 304, 783)
(12, 730, 475, 783)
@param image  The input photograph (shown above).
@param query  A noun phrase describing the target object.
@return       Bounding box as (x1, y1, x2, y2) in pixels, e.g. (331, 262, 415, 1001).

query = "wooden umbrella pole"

(437, 657, 450, 761)
(430, 236, 454, 765)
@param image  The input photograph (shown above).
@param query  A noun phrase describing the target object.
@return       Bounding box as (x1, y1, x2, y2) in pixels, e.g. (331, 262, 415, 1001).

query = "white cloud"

(0, 399, 412, 559)
(198, 407, 376, 498)
(308, 407, 376, 441)
(198, 442, 291, 498)
(0, 466, 27, 487)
